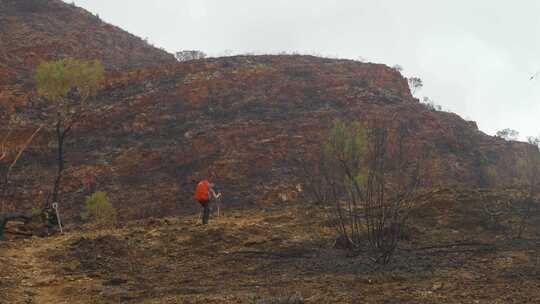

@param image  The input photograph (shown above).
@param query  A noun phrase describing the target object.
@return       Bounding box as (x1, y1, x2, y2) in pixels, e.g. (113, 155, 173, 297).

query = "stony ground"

(1, 192, 540, 303)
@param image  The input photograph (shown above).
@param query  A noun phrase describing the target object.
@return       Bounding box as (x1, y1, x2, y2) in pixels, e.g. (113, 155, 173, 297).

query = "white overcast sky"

(69, 0, 539, 140)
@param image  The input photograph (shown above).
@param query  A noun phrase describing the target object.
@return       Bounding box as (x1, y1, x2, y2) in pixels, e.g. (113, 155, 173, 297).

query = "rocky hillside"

(3, 54, 534, 220)
(0, 0, 175, 80)
(0, 0, 175, 115)
(0, 1, 536, 221)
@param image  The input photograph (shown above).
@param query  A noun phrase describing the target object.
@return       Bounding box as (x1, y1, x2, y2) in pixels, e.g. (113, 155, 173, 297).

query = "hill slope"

(0, 2, 535, 220)
(2, 190, 540, 303)
(4, 55, 534, 220)
(0, 0, 175, 85)
(0, 0, 176, 116)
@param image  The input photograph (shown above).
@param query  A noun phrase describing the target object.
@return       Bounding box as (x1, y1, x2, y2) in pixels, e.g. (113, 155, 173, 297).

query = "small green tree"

(408, 77, 423, 94)
(496, 128, 519, 141)
(35, 59, 104, 209)
(81, 192, 117, 227)
(175, 50, 207, 62)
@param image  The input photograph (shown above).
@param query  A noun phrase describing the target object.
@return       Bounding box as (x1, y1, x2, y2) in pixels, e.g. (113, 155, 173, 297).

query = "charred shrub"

(294, 120, 429, 264)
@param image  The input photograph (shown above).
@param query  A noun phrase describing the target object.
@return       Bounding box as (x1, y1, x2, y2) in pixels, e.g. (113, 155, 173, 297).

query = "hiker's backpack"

(194, 180, 210, 201)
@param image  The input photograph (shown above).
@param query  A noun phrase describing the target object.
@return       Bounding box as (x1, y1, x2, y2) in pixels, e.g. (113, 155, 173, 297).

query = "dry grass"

(1, 190, 540, 303)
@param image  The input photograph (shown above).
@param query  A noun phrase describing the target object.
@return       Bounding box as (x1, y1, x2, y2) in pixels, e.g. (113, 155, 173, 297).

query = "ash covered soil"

(1, 190, 540, 303)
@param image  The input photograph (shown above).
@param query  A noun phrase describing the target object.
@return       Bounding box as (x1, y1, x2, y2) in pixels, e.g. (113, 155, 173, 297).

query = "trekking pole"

(216, 193, 222, 217)
(52, 202, 63, 234)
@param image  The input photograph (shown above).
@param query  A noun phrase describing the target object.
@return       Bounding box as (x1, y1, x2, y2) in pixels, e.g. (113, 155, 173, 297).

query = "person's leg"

(198, 200, 205, 224)
(202, 201, 210, 225)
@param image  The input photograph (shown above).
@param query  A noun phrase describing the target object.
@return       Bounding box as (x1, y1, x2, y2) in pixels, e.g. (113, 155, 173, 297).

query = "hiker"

(194, 179, 221, 225)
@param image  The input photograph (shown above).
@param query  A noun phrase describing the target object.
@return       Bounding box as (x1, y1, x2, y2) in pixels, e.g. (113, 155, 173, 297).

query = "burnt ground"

(1, 190, 540, 303)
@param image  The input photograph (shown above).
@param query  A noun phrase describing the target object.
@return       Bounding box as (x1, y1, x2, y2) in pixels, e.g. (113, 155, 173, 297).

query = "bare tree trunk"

(51, 119, 68, 206)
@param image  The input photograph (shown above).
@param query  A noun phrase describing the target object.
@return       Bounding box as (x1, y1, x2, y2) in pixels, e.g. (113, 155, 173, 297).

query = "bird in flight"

(530, 70, 540, 80)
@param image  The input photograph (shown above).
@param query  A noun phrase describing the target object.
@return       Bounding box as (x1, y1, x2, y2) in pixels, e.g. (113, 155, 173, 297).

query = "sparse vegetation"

(175, 50, 207, 62)
(528, 136, 540, 146)
(421, 96, 442, 111)
(496, 128, 519, 141)
(392, 64, 403, 72)
(407, 76, 423, 94)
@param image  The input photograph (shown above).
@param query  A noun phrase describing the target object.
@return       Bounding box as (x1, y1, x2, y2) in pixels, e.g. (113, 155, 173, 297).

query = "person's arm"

(209, 184, 221, 199)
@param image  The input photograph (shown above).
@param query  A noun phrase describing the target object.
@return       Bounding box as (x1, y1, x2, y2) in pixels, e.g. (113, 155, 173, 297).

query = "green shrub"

(81, 192, 117, 227)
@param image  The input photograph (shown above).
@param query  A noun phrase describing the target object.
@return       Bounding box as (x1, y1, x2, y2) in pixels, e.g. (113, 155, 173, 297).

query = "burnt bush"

(294, 120, 431, 264)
